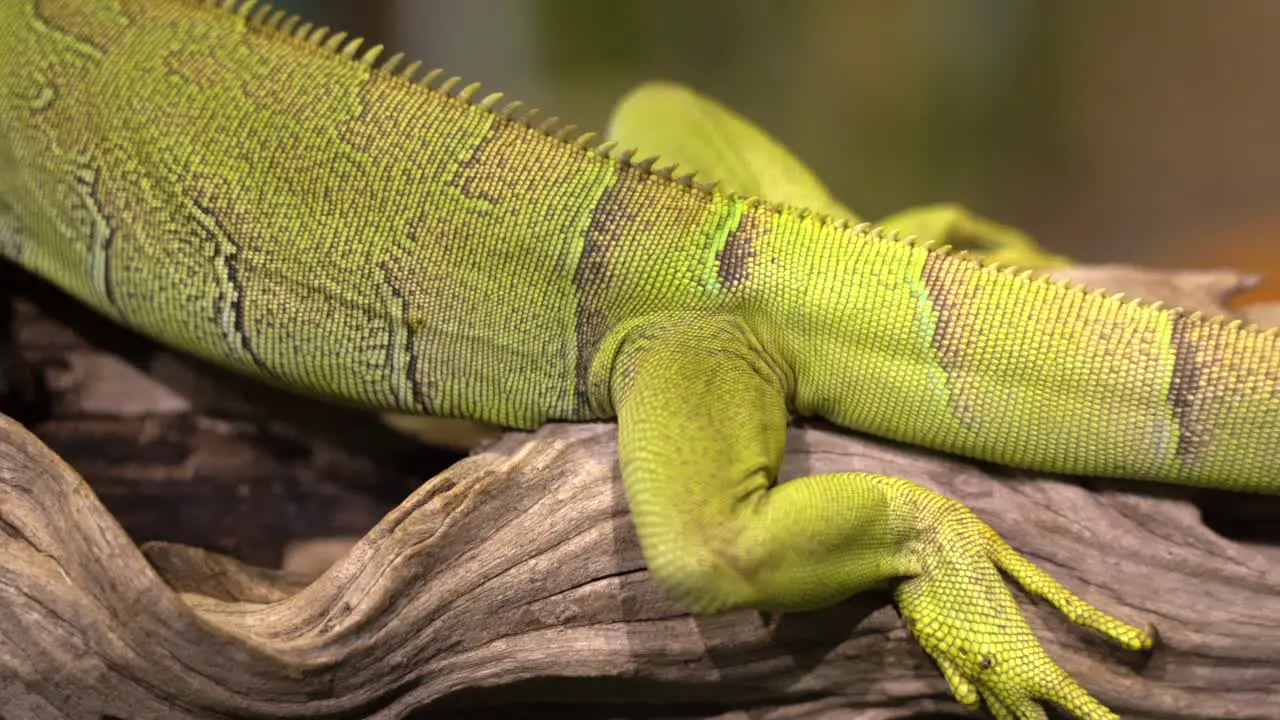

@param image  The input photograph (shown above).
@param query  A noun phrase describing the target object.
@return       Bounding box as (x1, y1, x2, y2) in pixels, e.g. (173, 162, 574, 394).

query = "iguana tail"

(784, 232, 1280, 493)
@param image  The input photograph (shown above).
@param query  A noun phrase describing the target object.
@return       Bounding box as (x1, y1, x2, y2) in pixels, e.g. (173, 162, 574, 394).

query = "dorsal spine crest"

(211, 0, 1272, 339)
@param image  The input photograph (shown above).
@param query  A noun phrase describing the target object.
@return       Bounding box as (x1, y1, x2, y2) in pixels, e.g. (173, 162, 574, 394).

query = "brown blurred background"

(275, 0, 1280, 301)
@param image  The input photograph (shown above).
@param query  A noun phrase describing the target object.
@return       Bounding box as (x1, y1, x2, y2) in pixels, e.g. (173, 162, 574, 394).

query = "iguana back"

(0, 0, 747, 428)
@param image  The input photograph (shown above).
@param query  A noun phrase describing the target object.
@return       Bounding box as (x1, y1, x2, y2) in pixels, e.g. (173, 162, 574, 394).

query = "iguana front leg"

(610, 316, 1151, 720)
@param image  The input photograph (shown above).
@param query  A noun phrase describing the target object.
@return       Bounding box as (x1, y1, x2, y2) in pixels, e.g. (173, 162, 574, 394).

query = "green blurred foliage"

(532, 1, 1063, 224)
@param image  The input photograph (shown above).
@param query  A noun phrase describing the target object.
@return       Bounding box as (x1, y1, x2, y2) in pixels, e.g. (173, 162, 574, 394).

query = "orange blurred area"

(1173, 219, 1280, 307)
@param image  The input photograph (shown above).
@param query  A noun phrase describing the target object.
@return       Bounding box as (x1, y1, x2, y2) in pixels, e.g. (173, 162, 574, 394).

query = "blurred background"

(273, 0, 1280, 301)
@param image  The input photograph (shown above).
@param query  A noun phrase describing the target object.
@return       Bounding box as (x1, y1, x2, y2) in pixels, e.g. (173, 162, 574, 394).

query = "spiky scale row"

(211, 0, 1276, 340)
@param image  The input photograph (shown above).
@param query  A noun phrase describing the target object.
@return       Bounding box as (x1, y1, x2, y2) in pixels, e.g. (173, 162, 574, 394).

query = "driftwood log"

(1, 266, 1278, 719)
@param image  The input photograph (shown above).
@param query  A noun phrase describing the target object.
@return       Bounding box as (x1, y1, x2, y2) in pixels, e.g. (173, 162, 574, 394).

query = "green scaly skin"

(2, 1, 1277, 717)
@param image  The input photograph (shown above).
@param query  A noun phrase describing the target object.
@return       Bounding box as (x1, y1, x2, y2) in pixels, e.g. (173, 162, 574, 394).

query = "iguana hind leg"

(609, 316, 1152, 720)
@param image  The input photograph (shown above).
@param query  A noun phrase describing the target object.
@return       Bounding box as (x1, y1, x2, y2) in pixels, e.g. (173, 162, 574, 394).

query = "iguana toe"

(895, 498, 1141, 720)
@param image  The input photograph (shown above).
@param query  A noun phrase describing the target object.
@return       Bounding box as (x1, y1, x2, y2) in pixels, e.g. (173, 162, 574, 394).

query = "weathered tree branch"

(0, 414, 1277, 719)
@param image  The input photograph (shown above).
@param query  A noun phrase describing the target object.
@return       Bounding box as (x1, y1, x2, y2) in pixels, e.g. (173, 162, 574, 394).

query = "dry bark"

(0, 415, 1278, 719)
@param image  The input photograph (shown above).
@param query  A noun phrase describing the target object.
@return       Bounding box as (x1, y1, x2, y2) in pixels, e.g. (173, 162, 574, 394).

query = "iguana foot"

(610, 330, 1152, 718)
(893, 489, 1152, 719)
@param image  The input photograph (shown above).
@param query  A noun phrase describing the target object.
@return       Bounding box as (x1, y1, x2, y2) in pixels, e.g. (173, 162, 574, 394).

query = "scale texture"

(1, 1, 1277, 718)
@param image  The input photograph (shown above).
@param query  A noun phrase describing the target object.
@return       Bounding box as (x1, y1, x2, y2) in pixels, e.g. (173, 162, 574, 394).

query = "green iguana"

(1, 1, 1276, 718)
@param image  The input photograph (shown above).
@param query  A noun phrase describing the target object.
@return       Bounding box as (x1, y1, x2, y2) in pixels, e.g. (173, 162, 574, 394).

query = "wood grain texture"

(0, 417, 1277, 719)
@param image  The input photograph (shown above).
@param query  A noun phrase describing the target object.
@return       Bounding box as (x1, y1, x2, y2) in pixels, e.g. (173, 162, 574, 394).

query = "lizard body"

(2, 1, 1277, 717)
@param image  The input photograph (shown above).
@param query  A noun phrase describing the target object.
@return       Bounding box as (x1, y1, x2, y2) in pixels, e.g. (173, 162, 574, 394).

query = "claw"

(894, 496, 1143, 719)
(986, 528, 1153, 652)
(935, 653, 980, 708)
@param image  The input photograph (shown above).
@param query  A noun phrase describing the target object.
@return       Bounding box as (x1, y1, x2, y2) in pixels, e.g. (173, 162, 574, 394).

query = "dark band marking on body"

(380, 260, 430, 413)
(716, 206, 766, 291)
(920, 251, 981, 427)
(1168, 313, 1214, 465)
(73, 166, 122, 315)
(573, 171, 642, 410)
(191, 198, 273, 376)
(454, 120, 505, 204)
